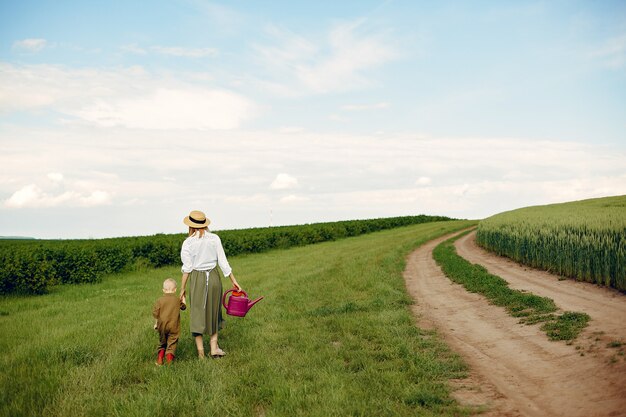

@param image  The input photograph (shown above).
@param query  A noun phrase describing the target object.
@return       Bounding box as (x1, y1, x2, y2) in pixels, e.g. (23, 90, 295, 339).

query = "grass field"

(0, 220, 476, 417)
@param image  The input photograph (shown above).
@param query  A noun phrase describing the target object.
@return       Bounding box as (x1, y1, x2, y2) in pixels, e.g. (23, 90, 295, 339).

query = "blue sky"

(1, 1, 625, 238)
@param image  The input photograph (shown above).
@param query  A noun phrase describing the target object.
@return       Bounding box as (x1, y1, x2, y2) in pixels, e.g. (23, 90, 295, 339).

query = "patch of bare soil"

(403, 231, 626, 417)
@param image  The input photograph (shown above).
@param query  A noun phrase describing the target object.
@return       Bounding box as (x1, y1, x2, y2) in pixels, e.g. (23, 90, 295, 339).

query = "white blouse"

(180, 232, 233, 276)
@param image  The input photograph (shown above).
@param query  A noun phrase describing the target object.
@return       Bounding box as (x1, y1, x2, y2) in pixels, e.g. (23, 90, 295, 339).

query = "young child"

(152, 278, 186, 365)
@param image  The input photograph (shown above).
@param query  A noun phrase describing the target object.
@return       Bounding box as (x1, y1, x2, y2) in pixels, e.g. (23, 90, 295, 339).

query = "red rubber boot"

(166, 353, 175, 364)
(156, 348, 165, 366)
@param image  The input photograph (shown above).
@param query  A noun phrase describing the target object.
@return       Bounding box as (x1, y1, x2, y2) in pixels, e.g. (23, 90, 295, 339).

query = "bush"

(0, 214, 454, 295)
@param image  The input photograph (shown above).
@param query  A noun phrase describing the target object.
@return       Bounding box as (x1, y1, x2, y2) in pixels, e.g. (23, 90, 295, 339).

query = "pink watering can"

(222, 288, 264, 317)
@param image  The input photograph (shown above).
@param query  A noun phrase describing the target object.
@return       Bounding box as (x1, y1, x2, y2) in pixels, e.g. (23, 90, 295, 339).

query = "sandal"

(210, 348, 227, 358)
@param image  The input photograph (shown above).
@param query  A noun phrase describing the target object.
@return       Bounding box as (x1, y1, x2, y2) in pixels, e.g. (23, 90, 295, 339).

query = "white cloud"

(0, 63, 59, 110)
(151, 46, 218, 58)
(307, 175, 626, 221)
(278, 126, 305, 134)
(120, 44, 147, 55)
(590, 34, 626, 69)
(257, 24, 317, 60)
(80, 190, 112, 206)
(415, 177, 432, 186)
(254, 19, 398, 95)
(0, 63, 255, 129)
(270, 173, 298, 190)
(1, 126, 625, 236)
(47, 172, 64, 182)
(4, 184, 112, 208)
(341, 102, 389, 111)
(223, 194, 270, 204)
(13, 38, 47, 53)
(329, 113, 348, 122)
(73, 88, 254, 130)
(299, 21, 398, 93)
(280, 194, 310, 203)
(5, 184, 42, 207)
(121, 44, 218, 58)
(190, 0, 243, 34)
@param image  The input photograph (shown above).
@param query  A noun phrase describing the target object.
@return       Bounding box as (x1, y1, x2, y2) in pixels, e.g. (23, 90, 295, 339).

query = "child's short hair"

(163, 278, 177, 291)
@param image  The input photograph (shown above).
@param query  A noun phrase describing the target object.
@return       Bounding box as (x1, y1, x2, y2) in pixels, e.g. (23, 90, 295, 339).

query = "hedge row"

(0, 215, 453, 295)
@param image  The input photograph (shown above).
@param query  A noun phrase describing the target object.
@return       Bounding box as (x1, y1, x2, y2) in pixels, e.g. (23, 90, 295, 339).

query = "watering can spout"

(248, 296, 264, 310)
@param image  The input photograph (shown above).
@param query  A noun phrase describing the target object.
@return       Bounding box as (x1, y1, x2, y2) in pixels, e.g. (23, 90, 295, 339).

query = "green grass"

(0, 220, 476, 417)
(433, 231, 590, 342)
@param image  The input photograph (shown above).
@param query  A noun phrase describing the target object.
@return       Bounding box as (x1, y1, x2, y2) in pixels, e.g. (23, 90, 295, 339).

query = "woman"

(180, 210, 242, 358)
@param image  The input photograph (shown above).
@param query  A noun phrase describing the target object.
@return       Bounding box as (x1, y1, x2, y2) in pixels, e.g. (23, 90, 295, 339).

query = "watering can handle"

(222, 288, 248, 309)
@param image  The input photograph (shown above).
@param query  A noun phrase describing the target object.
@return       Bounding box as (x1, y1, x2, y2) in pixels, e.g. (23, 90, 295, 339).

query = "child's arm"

(152, 300, 160, 330)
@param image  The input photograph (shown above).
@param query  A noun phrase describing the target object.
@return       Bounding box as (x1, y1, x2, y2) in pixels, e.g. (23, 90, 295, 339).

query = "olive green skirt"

(188, 268, 224, 336)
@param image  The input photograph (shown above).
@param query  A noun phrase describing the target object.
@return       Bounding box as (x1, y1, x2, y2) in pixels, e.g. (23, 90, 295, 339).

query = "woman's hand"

(179, 289, 186, 302)
(229, 273, 242, 292)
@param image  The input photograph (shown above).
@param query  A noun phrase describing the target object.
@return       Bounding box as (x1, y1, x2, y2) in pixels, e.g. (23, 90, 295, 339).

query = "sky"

(1, 0, 625, 239)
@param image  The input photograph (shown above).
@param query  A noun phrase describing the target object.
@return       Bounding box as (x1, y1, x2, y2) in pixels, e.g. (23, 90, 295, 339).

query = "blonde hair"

(188, 226, 209, 238)
(163, 278, 177, 291)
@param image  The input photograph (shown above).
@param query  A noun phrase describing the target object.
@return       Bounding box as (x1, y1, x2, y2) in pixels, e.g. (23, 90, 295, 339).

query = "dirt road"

(456, 231, 626, 357)
(403, 231, 626, 417)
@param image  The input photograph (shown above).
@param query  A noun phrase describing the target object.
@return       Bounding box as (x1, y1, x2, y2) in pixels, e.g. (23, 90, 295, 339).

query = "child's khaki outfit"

(152, 293, 185, 364)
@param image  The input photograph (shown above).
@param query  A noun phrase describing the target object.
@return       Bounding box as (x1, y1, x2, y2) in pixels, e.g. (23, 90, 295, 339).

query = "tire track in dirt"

(403, 230, 626, 417)
(456, 231, 626, 352)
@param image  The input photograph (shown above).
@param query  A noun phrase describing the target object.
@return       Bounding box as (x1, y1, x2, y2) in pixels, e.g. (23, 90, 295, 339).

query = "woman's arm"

(180, 272, 189, 302)
(215, 235, 241, 290)
(228, 272, 242, 292)
(180, 238, 192, 302)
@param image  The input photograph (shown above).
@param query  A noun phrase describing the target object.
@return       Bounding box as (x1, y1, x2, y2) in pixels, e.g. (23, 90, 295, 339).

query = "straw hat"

(183, 210, 211, 228)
